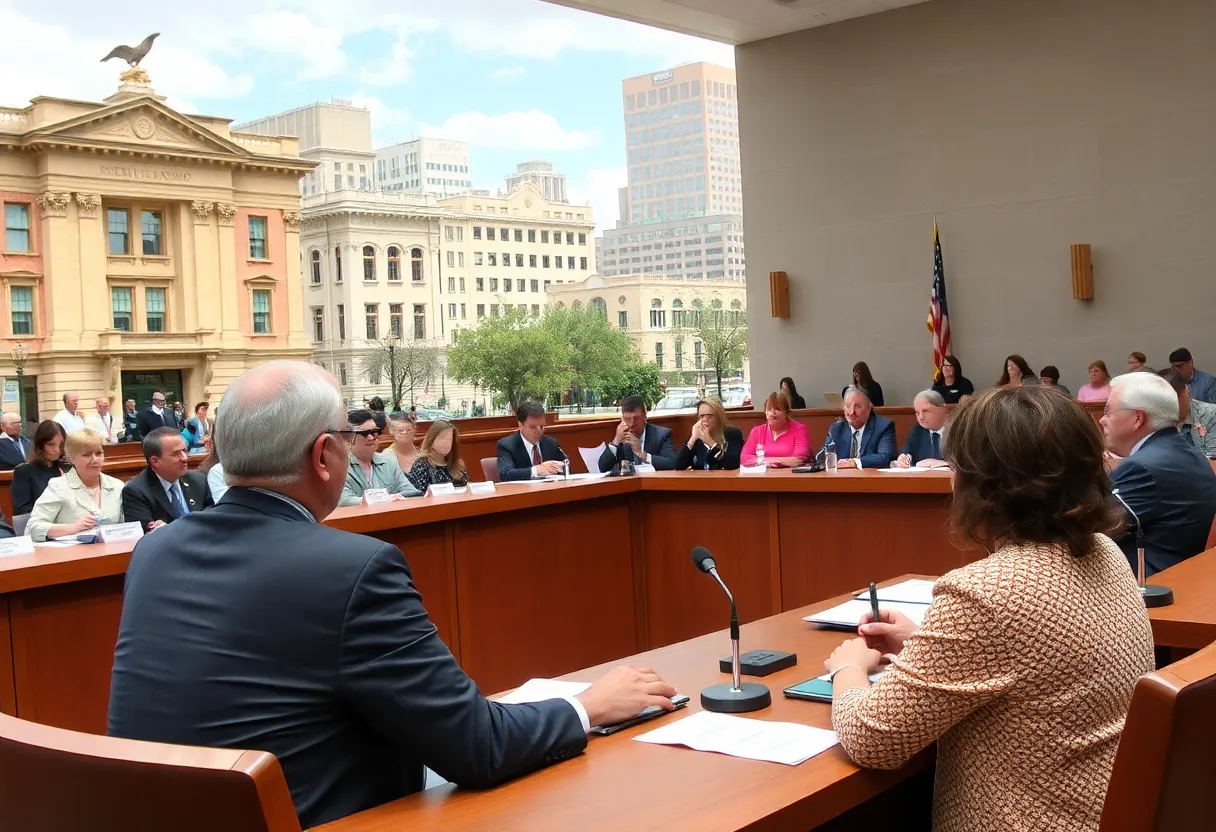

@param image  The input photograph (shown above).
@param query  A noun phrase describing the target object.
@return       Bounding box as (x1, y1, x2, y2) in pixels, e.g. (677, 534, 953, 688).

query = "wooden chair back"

(0, 713, 302, 832)
(480, 457, 500, 483)
(1099, 640, 1216, 830)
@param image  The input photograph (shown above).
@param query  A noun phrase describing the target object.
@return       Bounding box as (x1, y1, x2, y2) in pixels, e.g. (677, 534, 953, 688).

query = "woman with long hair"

(675, 398, 744, 470)
(406, 420, 470, 491)
(1077, 360, 1113, 403)
(996, 354, 1039, 387)
(932, 355, 975, 403)
(12, 420, 70, 515)
(779, 377, 806, 410)
(843, 361, 884, 406)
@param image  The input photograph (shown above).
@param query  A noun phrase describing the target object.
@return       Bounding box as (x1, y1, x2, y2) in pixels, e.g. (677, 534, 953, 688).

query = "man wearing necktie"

(0, 411, 29, 470)
(824, 386, 898, 470)
(894, 390, 952, 469)
(496, 401, 568, 481)
(121, 426, 215, 532)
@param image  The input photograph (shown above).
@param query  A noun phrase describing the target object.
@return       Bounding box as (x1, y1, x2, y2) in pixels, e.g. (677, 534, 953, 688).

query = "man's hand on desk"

(893, 454, 913, 469)
(535, 460, 564, 476)
(858, 609, 919, 655)
(576, 665, 678, 728)
(836, 459, 859, 469)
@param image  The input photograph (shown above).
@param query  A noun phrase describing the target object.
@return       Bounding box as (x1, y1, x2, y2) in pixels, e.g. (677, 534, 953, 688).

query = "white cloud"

(491, 66, 527, 81)
(569, 166, 627, 236)
(350, 93, 414, 146)
(422, 110, 598, 151)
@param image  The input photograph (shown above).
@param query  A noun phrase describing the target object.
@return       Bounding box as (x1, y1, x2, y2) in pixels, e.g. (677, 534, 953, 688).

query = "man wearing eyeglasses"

(1168, 347, 1216, 404)
(338, 408, 421, 506)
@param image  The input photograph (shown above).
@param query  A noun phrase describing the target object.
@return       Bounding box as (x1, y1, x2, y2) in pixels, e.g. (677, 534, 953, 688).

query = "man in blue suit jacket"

(497, 400, 568, 481)
(824, 386, 897, 469)
(107, 362, 676, 829)
(598, 396, 678, 472)
(1103, 372, 1216, 577)
(893, 390, 951, 469)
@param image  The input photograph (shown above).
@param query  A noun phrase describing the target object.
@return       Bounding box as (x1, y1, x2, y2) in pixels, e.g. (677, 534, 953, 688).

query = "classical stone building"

(0, 73, 312, 425)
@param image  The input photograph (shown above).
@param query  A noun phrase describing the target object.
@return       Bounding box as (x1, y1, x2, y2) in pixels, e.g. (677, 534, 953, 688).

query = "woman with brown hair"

(824, 386, 1154, 832)
(1077, 360, 1113, 403)
(1126, 351, 1149, 372)
(406, 420, 470, 491)
(842, 361, 884, 406)
(675, 397, 744, 470)
(996, 354, 1040, 387)
(740, 391, 810, 468)
(11, 420, 70, 515)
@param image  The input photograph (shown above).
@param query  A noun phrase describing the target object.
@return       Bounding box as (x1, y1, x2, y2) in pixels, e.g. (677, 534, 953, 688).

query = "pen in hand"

(868, 581, 881, 625)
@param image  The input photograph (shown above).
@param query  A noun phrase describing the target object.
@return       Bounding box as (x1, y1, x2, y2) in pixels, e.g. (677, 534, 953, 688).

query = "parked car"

(650, 389, 700, 416)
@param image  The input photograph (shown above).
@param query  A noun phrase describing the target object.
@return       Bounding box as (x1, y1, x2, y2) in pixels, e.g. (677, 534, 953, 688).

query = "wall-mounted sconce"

(1071, 244, 1093, 300)
(769, 271, 790, 318)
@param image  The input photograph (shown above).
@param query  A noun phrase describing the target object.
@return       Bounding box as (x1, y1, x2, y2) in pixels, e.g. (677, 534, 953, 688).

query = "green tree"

(675, 300, 749, 400)
(599, 360, 663, 409)
(447, 309, 571, 411)
(361, 335, 442, 411)
(540, 305, 635, 410)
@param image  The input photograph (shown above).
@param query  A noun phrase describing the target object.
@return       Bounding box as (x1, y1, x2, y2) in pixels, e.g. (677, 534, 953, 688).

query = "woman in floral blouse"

(406, 420, 470, 492)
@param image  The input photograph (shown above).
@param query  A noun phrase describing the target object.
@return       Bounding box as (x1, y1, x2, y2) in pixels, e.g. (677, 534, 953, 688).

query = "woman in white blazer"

(27, 428, 124, 542)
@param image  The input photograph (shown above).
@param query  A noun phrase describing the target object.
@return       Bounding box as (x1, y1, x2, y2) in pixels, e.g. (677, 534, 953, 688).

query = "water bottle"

(562, 458, 570, 480)
(755, 444, 766, 468)
(824, 439, 838, 474)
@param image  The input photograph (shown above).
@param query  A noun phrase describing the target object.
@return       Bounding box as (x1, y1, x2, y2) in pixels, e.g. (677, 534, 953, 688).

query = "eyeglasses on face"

(333, 428, 381, 443)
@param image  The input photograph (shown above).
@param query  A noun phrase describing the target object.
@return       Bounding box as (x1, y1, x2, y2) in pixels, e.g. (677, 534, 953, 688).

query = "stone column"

(282, 210, 308, 350)
(214, 203, 240, 346)
(36, 192, 79, 346)
(74, 193, 107, 345)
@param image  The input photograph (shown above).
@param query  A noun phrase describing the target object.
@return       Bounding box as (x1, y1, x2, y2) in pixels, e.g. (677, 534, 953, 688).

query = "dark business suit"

(122, 409, 141, 443)
(496, 431, 567, 481)
(674, 426, 744, 471)
(825, 412, 898, 469)
(135, 406, 171, 440)
(0, 435, 30, 470)
(899, 424, 946, 465)
(107, 487, 585, 828)
(597, 423, 678, 472)
(1112, 428, 1216, 577)
(11, 461, 68, 515)
(120, 467, 214, 529)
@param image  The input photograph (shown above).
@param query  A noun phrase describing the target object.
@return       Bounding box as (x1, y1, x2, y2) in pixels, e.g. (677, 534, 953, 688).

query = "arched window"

(334, 245, 342, 282)
(363, 246, 376, 281)
(691, 298, 704, 309)
(730, 299, 742, 310)
(387, 246, 401, 282)
(671, 298, 684, 309)
(556, 301, 566, 309)
(411, 248, 424, 282)
(710, 298, 723, 309)
(589, 297, 607, 318)
(651, 298, 663, 308)
(310, 250, 321, 284)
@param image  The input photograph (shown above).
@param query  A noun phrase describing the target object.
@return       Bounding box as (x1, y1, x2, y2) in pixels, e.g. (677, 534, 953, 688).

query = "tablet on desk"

(785, 672, 884, 703)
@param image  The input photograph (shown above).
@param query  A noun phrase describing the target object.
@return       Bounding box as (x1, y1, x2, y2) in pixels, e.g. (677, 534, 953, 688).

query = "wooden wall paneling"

(767, 495, 783, 616)
(641, 492, 776, 648)
(451, 497, 639, 693)
(0, 597, 15, 716)
(628, 492, 651, 651)
(366, 526, 458, 655)
(9, 575, 125, 733)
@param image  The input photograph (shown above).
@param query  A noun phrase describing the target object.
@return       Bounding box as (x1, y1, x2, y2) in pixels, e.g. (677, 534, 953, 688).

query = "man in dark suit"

(0, 411, 30, 470)
(120, 427, 214, 531)
(135, 391, 172, 440)
(824, 386, 897, 469)
(893, 390, 950, 469)
(121, 399, 141, 443)
(497, 401, 568, 481)
(107, 362, 675, 829)
(598, 396, 677, 472)
(1103, 372, 1216, 577)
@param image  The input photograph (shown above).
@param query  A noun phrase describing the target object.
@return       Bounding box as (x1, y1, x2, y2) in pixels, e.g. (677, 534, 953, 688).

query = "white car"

(650, 389, 700, 416)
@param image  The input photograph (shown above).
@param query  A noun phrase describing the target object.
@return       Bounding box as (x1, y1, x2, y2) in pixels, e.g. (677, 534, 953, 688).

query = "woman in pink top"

(1076, 360, 1112, 402)
(741, 391, 811, 467)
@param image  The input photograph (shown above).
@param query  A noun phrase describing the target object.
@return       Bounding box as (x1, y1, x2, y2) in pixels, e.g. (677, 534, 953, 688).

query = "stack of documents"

(634, 710, 838, 765)
(802, 578, 936, 629)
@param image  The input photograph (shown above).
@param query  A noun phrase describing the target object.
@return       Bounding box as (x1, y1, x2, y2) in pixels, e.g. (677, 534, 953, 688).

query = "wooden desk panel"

(1147, 548, 1216, 649)
(0, 599, 13, 717)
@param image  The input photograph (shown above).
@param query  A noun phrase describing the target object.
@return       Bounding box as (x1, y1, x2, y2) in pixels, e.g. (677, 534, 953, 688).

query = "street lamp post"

(10, 342, 28, 430)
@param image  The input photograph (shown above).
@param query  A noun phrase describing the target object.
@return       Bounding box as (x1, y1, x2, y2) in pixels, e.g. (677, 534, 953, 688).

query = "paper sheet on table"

(877, 467, 940, 473)
(803, 598, 929, 629)
(634, 710, 838, 766)
(562, 472, 611, 482)
(578, 444, 606, 474)
(854, 578, 936, 605)
(40, 535, 87, 547)
(495, 678, 590, 704)
(496, 479, 556, 486)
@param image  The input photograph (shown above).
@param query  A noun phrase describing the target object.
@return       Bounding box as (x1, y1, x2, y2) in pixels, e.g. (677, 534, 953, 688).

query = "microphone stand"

(1112, 488, 1174, 608)
(699, 564, 772, 713)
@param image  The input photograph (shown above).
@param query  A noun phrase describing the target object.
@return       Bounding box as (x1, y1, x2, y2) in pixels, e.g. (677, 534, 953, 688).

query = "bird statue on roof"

(101, 33, 160, 68)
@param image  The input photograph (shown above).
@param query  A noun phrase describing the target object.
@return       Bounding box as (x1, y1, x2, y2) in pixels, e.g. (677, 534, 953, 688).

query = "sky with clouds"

(0, 0, 733, 233)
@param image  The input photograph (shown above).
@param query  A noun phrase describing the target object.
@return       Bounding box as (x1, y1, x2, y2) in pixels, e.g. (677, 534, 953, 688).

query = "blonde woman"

(675, 398, 744, 470)
(406, 420, 470, 491)
(27, 428, 124, 542)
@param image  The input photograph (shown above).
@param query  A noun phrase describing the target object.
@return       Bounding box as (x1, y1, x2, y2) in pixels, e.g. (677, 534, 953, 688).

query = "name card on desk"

(739, 464, 767, 475)
(363, 488, 392, 506)
(0, 536, 35, 558)
(98, 522, 145, 544)
(633, 463, 656, 474)
(427, 484, 467, 497)
(469, 481, 496, 495)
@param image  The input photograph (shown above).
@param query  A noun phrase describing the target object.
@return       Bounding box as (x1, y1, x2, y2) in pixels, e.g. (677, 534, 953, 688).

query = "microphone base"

(1140, 584, 1174, 608)
(700, 682, 772, 714)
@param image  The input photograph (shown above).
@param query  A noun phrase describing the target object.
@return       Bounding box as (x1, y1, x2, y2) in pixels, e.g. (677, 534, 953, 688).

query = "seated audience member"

(824, 387, 897, 469)
(932, 355, 974, 404)
(1101, 372, 1216, 576)
(381, 411, 418, 477)
(1076, 360, 1112, 402)
(121, 427, 215, 531)
(843, 361, 884, 406)
(893, 391, 949, 469)
(1159, 368, 1216, 457)
(497, 401, 567, 481)
(826, 386, 1154, 832)
(0, 411, 31, 471)
(741, 392, 810, 468)
(11, 421, 70, 515)
(201, 443, 227, 502)
(1169, 347, 1216, 403)
(182, 402, 211, 452)
(107, 361, 677, 829)
(27, 428, 124, 542)
(1127, 351, 1150, 373)
(997, 354, 1040, 388)
(339, 409, 420, 506)
(1039, 365, 1071, 396)
(407, 421, 470, 491)
(780, 377, 807, 410)
(675, 398, 744, 471)
(598, 396, 677, 472)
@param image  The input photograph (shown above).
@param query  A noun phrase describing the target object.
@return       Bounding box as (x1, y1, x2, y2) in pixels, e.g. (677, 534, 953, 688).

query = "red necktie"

(531, 445, 542, 466)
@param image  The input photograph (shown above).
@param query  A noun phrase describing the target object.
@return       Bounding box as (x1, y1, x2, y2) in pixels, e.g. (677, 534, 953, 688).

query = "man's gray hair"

(842, 385, 870, 405)
(914, 389, 946, 407)
(215, 361, 346, 484)
(1111, 372, 1179, 431)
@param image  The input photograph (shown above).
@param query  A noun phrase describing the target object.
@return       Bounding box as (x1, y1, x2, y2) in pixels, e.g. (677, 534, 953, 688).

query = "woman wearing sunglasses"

(338, 409, 421, 507)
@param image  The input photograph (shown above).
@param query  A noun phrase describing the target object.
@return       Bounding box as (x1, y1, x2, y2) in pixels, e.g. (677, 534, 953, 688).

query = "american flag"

(926, 221, 951, 381)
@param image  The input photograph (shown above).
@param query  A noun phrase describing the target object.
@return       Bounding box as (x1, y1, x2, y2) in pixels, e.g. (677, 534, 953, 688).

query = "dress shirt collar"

(249, 487, 315, 523)
(1129, 433, 1154, 457)
(156, 473, 181, 501)
(520, 431, 538, 461)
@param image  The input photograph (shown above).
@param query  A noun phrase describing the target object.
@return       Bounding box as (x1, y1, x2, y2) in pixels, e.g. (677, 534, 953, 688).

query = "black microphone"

(1112, 488, 1173, 608)
(690, 546, 771, 713)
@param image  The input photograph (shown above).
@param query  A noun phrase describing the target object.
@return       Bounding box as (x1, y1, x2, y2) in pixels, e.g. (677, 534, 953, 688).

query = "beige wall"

(739, 0, 1216, 405)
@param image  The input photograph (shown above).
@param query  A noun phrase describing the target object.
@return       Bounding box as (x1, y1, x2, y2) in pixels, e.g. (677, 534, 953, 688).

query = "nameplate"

(633, 463, 656, 474)
(364, 488, 392, 505)
(739, 465, 767, 475)
(98, 522, 145, 544)
(469, 481, 496, 495)
(427, 484, 467, 497)
(0, 536, 35, 558)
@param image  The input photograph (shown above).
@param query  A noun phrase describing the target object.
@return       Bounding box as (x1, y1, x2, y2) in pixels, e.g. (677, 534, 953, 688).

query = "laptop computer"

(822, 392, 843, 408)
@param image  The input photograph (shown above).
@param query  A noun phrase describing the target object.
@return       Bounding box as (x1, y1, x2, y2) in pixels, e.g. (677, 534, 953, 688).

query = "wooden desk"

(313, 583, 933, 832)
(1146, 547, 1216, 649)
(0, 471, 958, 735)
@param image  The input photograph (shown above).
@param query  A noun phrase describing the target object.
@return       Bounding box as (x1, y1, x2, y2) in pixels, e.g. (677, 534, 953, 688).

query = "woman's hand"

(858, 609, 919, 655)
(688, 421, 705, 447)
(824, 638, 884, 676)
(73, 513, 99, 533)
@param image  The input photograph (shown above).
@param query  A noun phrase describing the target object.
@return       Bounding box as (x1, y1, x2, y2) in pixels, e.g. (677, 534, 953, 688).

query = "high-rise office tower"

(506, 160, 568, 203)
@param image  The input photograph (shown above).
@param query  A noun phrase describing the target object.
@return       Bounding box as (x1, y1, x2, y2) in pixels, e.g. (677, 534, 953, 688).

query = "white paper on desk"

(804, 598, 929, 629)
(634, 710, 838, 766)
(496, 678, 590, 704)
(877, 466, 942, 473)
(854, 578, 936, 606)
(496, 479, 554, 486)
(561, 472, 611, 482)
(40, 538, 85, 547)
(0, 535, 35, 557)
(738, 464, 767, 475)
